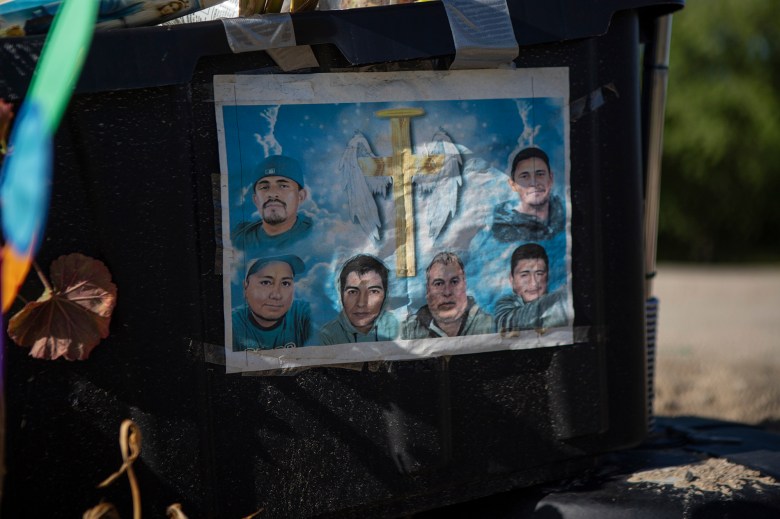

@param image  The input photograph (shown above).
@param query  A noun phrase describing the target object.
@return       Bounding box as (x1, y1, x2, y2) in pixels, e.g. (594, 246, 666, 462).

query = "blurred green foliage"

(659, 0, 780, 261)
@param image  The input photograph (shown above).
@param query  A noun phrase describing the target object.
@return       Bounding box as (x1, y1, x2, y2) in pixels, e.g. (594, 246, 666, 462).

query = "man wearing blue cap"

(232, 254, 312, 351)
(231, 155, 313, 252)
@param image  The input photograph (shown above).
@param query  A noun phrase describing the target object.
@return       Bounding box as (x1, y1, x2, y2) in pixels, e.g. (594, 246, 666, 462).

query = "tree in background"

(660, 0, 780, 261)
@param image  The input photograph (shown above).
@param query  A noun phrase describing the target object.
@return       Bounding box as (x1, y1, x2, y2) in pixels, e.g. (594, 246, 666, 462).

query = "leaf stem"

(32, 260, 53, 293)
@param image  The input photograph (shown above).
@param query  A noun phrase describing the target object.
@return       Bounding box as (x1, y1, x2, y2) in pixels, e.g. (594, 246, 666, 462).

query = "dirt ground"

(652, 264, 780, 431)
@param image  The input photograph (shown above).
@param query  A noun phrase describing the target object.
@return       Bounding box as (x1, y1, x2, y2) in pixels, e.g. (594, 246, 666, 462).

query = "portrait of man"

(231, 155, 313, 252)
(492, 146, 565, 242)
(232, 255, 312, 351)
(319, 254, 399, 345)
(494, 243, 570, 332)
(402, 252, 494, 339)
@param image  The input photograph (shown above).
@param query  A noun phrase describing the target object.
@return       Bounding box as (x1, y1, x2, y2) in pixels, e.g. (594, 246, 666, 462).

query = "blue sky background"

(222, 96, 568, 334)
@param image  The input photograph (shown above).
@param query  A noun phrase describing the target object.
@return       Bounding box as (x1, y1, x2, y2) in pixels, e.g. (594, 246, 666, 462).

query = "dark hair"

(510, 147, 551, 181)
(425, 251, 465, 281)
(510, 243, 549, 274)
(339, 254, 389, 296)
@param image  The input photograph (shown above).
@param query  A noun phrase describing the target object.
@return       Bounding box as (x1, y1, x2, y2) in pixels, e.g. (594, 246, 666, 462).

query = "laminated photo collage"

(215, 69, 574, 373)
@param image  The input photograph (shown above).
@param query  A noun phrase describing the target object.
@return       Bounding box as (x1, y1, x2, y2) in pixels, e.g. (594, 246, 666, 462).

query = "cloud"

(295, 259, 339, 327)
(237, 184, 252, 207)
(505, 100, 542, 170)
(253, 106, 282, 158)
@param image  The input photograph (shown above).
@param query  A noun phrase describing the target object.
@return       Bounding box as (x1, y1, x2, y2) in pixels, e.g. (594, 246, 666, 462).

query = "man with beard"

(491, 146, 565, 242)
(231, 155, 313, 252)
(319, 254, 399, 345)
(402, 252, 494, 339)
(494, 243, 570, 332)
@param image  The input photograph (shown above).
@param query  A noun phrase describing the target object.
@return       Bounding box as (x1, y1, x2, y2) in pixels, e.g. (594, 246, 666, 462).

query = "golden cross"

(357, 108, 445, 277)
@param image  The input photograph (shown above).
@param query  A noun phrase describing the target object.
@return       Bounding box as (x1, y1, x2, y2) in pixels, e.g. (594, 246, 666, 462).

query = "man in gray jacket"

(491, 146, 565, 242)
(494, 243, 570, 332)
(319, 254, 399, 345)
(402, 252, 494, 339)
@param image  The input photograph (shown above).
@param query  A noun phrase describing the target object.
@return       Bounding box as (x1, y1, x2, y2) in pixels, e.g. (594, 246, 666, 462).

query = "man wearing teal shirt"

(319, 254, 399, 345)
(231, 155, 313, 253)
(232, 254, 312, 351)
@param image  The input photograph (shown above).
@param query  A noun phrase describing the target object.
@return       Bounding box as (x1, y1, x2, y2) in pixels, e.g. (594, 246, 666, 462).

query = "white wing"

(415, 129, 462, 240)
(339, 133, 390, 241)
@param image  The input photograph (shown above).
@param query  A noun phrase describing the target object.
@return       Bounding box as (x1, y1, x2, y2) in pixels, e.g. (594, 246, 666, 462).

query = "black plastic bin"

(0, 1, 683, 517)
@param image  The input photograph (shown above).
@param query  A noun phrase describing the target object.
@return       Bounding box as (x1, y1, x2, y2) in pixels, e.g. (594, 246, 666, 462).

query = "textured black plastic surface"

(0, 2, 680, 518)
(415, 417, 780, 518)
(0, 0, 684, 95)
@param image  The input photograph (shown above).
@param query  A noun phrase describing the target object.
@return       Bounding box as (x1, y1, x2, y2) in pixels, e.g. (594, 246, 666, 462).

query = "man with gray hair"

(402, 252, 494, 339)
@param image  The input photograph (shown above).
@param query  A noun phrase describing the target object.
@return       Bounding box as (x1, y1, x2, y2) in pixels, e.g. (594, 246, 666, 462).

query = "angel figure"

(338, 128, 462, 242)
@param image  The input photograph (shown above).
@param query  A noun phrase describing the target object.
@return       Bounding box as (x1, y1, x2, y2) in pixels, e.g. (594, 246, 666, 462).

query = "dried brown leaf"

(7, 253, 117, 360)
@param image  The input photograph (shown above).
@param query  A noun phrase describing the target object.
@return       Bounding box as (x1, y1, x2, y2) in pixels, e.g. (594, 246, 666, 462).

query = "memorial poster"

(215, 69, 573, 373)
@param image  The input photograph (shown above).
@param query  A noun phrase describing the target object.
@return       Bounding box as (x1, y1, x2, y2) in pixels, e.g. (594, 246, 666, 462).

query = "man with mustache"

(494, 243, 570, 332)
(492, 146, 565, 242)
(232, 255, 312, 351)
(231, 155, 312, 252)
(402, 252, 494, 339)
